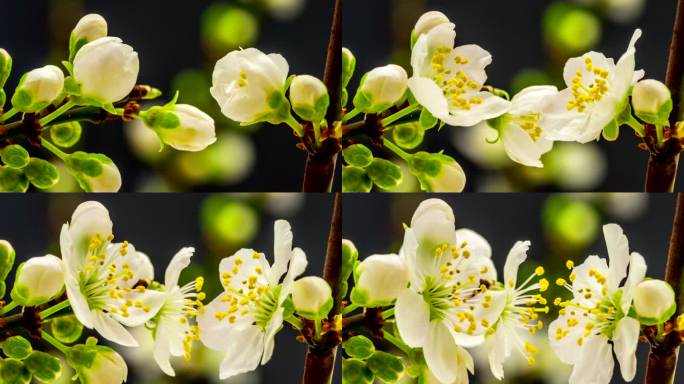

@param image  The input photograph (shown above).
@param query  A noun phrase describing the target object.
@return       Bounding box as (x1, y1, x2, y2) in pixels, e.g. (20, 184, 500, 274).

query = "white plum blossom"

(13, 65, 65, 112)
(548, 224, 646, 384)
(147, 247, 206, 377)
(543, 29, 644, 143)
(495, 86, 558, 167)
(11, 254, 65, 306)
(484, 241, 549, 379)
(354, 64, 408, 113)
(60, 201, 165, 347)
(408, 22, 510, 127)
(197, 220, 307, 379)
(154, 104, 217, 152)
(73, 37, 140, 104)
(351, 253, 409, 307)
(395, 199, 504, 383)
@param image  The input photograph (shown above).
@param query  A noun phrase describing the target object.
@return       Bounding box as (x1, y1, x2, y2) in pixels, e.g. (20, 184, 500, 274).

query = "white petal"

(408, 77, 450, 122)
(568, 335, 614, 384)
(450, 44, 492, 85)
(267, 53, 289, 85)
(153, 324, 175, 376)
(621, 252, 647, 313)
(572, 255, 610, 307)
(455, 228, 492, 260)
(164, 247, 195, 288)
(443, 92, 511, 127)
(540, 88, 587, 142)
(108, 289, 166, 327)
(487, 324, 509, 380)
(502, 124, 553, 168)
(64, 275, 95, 329)
(270, 220, 294, 284)
(92, 312, 138, 347)
(197, 292, 244, 351)
(261, 307, 284, 364)
(503, 241, 530, 286)
(548, 313, 590, 364)
(423, 321, 462, 384)
(612, 316, 640, 381)
(395, 288, 430, 348)
(603, 223, 630, 290)
(563, 52, 614, 87)
(509, 85, 559, 114)
(411, 198, 455, 227)
(281, 247, 307, 297)
(219, 326, 265, 379)
(218, 249, 271, 292)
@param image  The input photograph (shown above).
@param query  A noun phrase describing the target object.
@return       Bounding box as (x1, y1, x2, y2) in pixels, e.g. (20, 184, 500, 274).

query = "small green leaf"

(0, 145, 30, 169)
(0, 166, 29, 192)
(0, 358, 31, 384)
(366, 158, 403, 190)
(343, 144, 373, 168)
(24, 351, 62, 383)
(2, 336, 33, 360)
(342, 166, 373, 192)
(23, 158, 59, 189)
(343, 335, 375, 359)
(366, 351, 404, 383)
(342, 358, 374, 384)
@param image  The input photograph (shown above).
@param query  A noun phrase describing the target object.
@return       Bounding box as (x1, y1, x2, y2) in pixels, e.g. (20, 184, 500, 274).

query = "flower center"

(430, 47, 483, 111)
(510, 112, 542, 142)
(566, 57, 610, 112)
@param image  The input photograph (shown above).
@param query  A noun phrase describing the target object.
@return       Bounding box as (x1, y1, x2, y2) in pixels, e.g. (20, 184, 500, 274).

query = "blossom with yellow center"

(548, 224, 646, 384)
(197, 220, 307, 380)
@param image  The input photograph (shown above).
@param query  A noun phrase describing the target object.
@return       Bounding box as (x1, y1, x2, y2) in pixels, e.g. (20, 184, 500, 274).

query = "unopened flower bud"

(354, 65, 408, 113)
(66, 344, 127, 384)
(289, 75, 329, 123)
(351, 254, 409, 307)
(11, 254, 65, 306)
(73, 37, 139, 104)
(342, 47, 356, 89)
(413, 11, 451, 38)
(66, 152, 122, 192)
(12, 65, 64, 112)
(0, 240, 16, 297)
(141, 104, 216, 152)
(632, 79, 672, 125)
(70, 14, 108, 60)
(0, 48, 12, 88)
(409, 152, 466, 192)
(633, 279, 676, 324)
(292, 276, 333, 320)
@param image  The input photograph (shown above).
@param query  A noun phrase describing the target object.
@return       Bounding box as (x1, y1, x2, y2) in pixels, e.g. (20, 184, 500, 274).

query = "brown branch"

(302, 0, 342, 192)
(644, 0, 684, 191)
(645, 193, 684, 383)
(302, 192, 342, 384)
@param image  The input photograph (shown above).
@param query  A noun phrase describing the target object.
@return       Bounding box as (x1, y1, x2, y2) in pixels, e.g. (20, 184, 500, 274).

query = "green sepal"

(393, 122, 425, 150)
(602, 119, 620, 141)
(68, 37, 88, 63)
(2, 336, 33, 360)
(296, 297, 334, 321)
(342, 358, 374, 384)
(50, 122, 82, 148)
(365, 158, 403, 190)
(0, 145, 30, 169)
(23, 158, 59, 189)
(418, 107, 437, 130)
(343, 335, 375, 360)
(637, 302, 677, 326)
(366, 351, 404, 383)
(52, 315, 84, 344)
(23, 351, 62, 383)
(343, 144, 373, 168)
(341, 48, 356, 89)
(635, 98, 673, 126)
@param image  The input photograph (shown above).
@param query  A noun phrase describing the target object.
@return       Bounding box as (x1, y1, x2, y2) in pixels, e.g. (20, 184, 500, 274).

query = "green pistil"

(255, 285, 281, 328)
(421, 277, 452, 322)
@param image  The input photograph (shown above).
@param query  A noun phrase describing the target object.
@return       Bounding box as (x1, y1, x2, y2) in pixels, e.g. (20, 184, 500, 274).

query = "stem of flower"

(341, 303, 360, 315)
(41, 331, 69, 354)
(624, 114, 646, 137)
(39, 300, 71, 319)
(0, 301, 18, 315)
(285, 316, 304, 330)
(285, 114, 305, 137)
(383, 138, 412, 162)
(314, 318, 323, 339)
(342, 108, 361, 122)
(381, 307, 395, 319)
(40, 138, 69, 161)
(380, 104, 420, 127)
(0, 107, 19, 123)
(657, 124, 666, 147)
(39, 100, 76, 127)
(383, 330, 410, 355)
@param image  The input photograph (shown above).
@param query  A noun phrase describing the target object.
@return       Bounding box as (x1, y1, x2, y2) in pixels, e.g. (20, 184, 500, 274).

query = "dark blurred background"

(345, 0, 678, 192)
(0, 193, 336, 383)
(0, 0, 334, 192)
(344, 193, 678, 383)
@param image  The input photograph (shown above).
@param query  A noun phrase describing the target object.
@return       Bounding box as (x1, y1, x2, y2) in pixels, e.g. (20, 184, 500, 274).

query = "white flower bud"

(351, 254, 409, 307)
(141, 104, 217, 152)
(68, 345, 128, 384)
(409, 152, 466, 192)
(11, 254, 65, 306)
(413, 11, 451, 37)
(73, 37, 139, 104)
(289, 75, 329, 123)
(71, 14, 108, 45)
(211, 47, 291, 124)
(292, 276, 333, 320)
(631, 79, 672, 124)
(66, 152, 122, 192)
(633, 279, 676, 324)
(354, 64, 408, 113)
(12, 65, 64, 112)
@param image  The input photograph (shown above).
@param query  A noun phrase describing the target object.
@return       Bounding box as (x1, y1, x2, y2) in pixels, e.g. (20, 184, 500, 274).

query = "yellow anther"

(566, 260, 574, 270)
(535, 266, 544, 276)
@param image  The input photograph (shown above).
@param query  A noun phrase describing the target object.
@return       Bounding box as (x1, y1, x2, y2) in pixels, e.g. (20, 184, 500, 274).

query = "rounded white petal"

(612, 316, 640, 381)
(571, 255, 610, 307)
(157, 104, 216, 152)
(270, 219, 294, 284)
(292, 276, 332, 316)
(443, 92, 511, 127)
(502, 123, 553, 167)
(621, 252, 647, 313)
(603, 223, 630, 290)
(261, 307, 284, 365)
(455, 228, 492, 259)
(568, 335, 614, 384)
(395, 288, 430, 348)
(502, 240, 530, 287)
(218, 326, 265, 379)
(487, 323, 510, 380)
(423, 321, 463, 384)
(414, 11, 451, 37)
(408, 76, 450, 121)
(92, 312, 139, 347)
(164, 247, 195, 288)
(72, 14, 108, 42)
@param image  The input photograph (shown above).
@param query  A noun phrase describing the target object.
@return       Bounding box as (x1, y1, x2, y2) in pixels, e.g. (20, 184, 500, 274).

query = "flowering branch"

(644, 0, 684, 191)
(302, 0, 343, 192)
(644, 193, 684, 383)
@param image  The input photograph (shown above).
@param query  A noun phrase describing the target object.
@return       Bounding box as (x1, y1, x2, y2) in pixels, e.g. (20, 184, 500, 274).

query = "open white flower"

(395, 199, 504, 383)
(408, 22, 510, 127)
(494, 86, 557, 167)
(146, 247, 206, 377)
(60, 201, 165, 347)
(485, 241, 548, 379)
(543, 29, 643, 143)
(197, 220, 307, 379)
(548, 223, 646, 384)
(211, 48, 291, 125)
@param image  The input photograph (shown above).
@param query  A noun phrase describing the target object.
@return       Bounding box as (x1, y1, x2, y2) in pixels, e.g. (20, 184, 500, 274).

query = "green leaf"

(366, 158, 403, 190)
(343, 144, 374, 168)
(0, 145, 30, 169)
(366, 351, 404, 383)
(23, 351, 62, 383)
(342, 358, 374, 384)
(51, 315, 84, 344)
(0, 359, 31, 384)
(23, 158, 59, 189)
(0, 166, 29, 192)
(342, 166, 373, 192)
(343, 335, 375, 359)
(2, 336, 33, 360)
